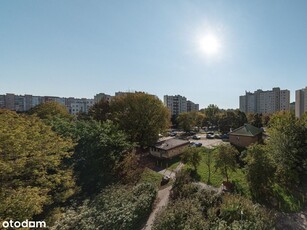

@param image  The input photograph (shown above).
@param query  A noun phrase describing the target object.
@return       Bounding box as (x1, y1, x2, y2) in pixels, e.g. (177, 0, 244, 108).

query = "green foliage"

(177, 111, 205, 132)
(218, 194, 275, 229)
(153, 198, 209, 230)
(245, 144, 274, 203)
(139, 168, 162, 188)
(218, 110, 247, 133)
(0, 110, 76, 221)
(215, 144, 238, 182)
(181, 147, 202, 171)
(116, 151, 144, 184)
(72, 120, 132, 193)
(268, 112, 307, 187)
(155, 173, 272, 229)
(88, 99, 111, 122)
(171, 170, 199, 200)
(27, 101, 72, 120)
(246, 113, 263, 128)
(110, 92, 170, 147)
(204, 104, 220, 126)
(52, 183, 157, 230)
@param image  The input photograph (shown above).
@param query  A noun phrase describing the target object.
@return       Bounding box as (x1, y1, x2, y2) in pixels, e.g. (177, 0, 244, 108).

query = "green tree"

(203, 147, 214, 184)
(177, 111, 205, 132)
(0, 110, 76, 221)
(245, 144, 274, 203)
(181, 147, 202, 171)
(215, 144, 238, 182)
(88, 99, 111, 122)
(27, 101, 72, 120)
(204, 104, 219, 126)
(267, 112, 307, 187)
(247, 113, 263, 128)
(73, 120, 132, 193)
(177, 112, 194, 132)
(110, 92, 170, 147)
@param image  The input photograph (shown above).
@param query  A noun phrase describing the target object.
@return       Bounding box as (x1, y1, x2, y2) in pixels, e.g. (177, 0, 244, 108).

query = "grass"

(272, 183, 304, 212)
(189, 149, 250, 197)
(139, 168, 162, 188)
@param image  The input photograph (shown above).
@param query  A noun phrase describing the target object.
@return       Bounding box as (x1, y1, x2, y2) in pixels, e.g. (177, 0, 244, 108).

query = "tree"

(267, 112, 307, 187)
(110, 92, 170, 147)
(27, 101, 72, 120)
(177, 112, 193, 132)
(245, 144, 274, 203)
(0, 110, 76, 221)
(181, 147, 202, 171)
(203, 147, 214, 184)
(215, 144, 238, 182)
(204, 104, 219, 126)
(73, 120, 132, 193)
(177, 111, 205, 132)
(247, 113, 263, 128)
(88, 99, 111, 122)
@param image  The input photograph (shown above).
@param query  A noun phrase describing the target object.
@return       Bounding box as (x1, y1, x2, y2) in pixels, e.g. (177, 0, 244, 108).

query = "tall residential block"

(295, 86, 307, 118)
(187, 100, 199, 112)
(164, 95, 199, 116)
(239, 87, 290, 114)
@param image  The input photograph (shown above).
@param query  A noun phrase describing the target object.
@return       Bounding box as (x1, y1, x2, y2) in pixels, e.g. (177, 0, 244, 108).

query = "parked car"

(190, 142, 202, 147)
(192, 135, 201, 140)
(161, 175, 170, 185)
(214, 134, 221, 139)
(206, 132, 215, 139)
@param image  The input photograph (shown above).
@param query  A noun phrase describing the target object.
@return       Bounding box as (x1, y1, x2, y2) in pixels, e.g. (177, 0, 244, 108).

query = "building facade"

(164, 95, 199, 116)
(295, 86, 307, 118)
(239, 87, 290, 114)
(0, 93, 95, 115)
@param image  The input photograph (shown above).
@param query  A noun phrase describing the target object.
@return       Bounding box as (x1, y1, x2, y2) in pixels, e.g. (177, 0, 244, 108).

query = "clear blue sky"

(1, 0, 306, 109)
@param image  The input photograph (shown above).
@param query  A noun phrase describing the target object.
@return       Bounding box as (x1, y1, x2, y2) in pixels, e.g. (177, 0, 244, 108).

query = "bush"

(52, 183, 157, 230)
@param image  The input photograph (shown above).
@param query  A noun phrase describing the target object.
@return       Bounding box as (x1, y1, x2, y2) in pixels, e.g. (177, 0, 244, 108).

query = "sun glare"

(198, 34, 221, 56)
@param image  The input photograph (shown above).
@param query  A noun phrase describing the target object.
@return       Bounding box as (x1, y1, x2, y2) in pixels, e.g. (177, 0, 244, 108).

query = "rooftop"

(229, 124, 263, 137)
(154, 138, 190, 151)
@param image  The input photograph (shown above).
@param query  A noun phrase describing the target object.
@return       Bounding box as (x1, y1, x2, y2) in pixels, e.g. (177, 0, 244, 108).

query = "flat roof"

(154, 138, 190, 151)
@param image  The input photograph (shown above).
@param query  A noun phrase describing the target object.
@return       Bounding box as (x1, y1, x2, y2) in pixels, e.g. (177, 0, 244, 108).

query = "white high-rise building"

(295, 86, 307, 118)
(239, 87, 290, 114)
(164, 95, 188, 116)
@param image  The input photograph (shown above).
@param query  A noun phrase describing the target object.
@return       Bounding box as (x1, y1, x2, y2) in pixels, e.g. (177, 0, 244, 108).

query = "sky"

(1, 0, 306, 109)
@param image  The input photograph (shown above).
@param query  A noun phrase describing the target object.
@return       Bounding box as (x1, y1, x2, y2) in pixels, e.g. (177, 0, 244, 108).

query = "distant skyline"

(1, 0, 306, 109)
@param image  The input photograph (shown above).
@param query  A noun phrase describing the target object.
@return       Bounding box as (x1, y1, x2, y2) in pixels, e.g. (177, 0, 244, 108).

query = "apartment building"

(187, 100, 199, 112)
(0, 93, 94, 115)
(239, 87, 290, 114)
(70, 98, 94, 115)
(295, 86, 307, 118)
(94, 93, 113, 103)
(164, 95, 199, 116)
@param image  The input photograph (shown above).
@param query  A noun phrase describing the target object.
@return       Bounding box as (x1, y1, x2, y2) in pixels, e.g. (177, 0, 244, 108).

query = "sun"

(198, 34, 221, 56)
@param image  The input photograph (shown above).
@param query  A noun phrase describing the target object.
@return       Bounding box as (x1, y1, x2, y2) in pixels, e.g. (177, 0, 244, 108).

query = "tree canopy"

(110, 92, 170, 147)
(0, 110, 76, 220)
(27, 101, 72, 120)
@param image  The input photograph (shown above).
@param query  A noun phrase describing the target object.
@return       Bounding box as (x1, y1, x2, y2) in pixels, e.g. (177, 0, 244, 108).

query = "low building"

(150, 138, 190, 159)
(229, 124, 263, 148)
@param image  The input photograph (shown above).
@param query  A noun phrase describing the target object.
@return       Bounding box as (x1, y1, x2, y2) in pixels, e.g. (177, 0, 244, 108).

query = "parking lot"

(188, 135, 223, 148)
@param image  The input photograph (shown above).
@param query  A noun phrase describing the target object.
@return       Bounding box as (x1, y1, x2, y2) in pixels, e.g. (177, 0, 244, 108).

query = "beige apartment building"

(240, 87, 290, 114)
(295, 86, 307, 118)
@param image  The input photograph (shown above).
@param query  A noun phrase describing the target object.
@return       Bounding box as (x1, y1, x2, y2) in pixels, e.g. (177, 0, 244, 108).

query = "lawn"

(139, 168, 162, 188)
(188, 149, 250, 197)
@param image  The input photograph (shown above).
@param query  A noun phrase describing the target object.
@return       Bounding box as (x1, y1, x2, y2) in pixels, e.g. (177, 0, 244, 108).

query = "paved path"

(143, 163, 184, 230)
(142, 185, 172, 230)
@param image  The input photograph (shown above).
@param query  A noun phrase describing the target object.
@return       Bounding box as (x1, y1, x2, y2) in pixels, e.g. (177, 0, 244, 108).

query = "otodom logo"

(1, 220, 47, 229)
